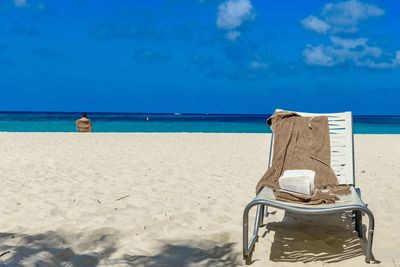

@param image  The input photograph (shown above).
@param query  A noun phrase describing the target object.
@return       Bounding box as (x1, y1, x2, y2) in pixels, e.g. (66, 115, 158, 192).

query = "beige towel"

(256, 111, 349, 204)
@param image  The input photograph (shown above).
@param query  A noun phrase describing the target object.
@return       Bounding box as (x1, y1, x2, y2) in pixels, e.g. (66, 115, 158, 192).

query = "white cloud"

(303, 45, 336, 66)
(360, 45, 383, 58)
(250, 56, 271, 69)
(303, 38, 398, 69)
(250, 60, 269, 69)
(395, 51, 400, 64)
(301, 0, 384, 34)
(356, 50, 400, 69)
(301, 15, 330, 34)
(330, 36, 367, 49)
(356, 60, 390, 69)
(322, 0, 384, 31)
(15, 0, 27, 7)
(225, 30, 241, 41)
(216, 0, 255, 30)
(247, 54, 270, 70)
(300, 1, 397, 69)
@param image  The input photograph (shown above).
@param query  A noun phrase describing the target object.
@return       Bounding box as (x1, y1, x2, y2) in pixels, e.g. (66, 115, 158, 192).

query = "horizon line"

(1, 110, 400, 117)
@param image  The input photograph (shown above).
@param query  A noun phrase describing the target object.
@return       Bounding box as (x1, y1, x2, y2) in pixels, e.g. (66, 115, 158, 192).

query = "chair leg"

(258, 204, 264, 227)
(354, 189, 363, 239)
(364, 209, 375, 263)
(264, 205, 269, 217)
(253, 205, 262, 242)
(355, 210, 362, 238)
(243, 203, 264, 259)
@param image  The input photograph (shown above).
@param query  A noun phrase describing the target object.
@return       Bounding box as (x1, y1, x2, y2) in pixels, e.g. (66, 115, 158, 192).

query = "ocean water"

(0, 112, 400, 134)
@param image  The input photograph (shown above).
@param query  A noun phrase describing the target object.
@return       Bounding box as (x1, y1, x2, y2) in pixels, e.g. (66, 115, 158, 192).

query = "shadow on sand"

(116, 242, 239, 267)
(0, 230, 240, 267)
(0, 230, 113, 267)
(265, 211, 366, 263)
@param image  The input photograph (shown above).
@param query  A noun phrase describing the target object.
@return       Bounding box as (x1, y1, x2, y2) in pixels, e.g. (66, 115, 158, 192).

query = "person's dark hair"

(82, 112, 87, 118)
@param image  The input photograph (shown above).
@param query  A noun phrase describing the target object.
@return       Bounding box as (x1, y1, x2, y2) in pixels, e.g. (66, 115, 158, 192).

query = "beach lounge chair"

(243, 110, 375, 263)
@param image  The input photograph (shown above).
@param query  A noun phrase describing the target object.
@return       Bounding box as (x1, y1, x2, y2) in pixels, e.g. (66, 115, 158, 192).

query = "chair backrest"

(267, 109, 355, 186)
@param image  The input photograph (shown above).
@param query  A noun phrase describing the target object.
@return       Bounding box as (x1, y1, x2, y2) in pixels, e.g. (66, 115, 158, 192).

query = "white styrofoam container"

(278, 170, 315, 195)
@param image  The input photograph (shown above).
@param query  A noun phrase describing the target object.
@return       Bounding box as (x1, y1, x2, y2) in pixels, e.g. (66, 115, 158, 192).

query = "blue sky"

(0, 0, 399, 114)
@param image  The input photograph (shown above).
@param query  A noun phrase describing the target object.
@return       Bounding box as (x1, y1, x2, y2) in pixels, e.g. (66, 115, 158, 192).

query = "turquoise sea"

(0, 112, 400, 134)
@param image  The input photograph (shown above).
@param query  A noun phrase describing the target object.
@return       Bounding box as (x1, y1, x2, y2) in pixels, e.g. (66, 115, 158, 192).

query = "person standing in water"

(76, 112, 92, 132)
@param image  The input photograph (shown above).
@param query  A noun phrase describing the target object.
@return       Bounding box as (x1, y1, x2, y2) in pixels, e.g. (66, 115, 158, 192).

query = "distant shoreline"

(0, 132, 399, 136)
(1, 112, 400, 133)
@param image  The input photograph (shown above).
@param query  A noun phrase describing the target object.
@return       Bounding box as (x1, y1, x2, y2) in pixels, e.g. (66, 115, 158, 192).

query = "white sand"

(0, 133, 399, 266)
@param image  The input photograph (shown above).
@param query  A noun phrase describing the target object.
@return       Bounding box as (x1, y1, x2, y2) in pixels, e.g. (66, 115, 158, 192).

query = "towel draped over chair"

(256, 111, 350, 204)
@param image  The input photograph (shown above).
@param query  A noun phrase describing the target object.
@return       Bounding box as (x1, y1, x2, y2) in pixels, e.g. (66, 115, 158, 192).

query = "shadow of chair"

(266, 211, 365, 263)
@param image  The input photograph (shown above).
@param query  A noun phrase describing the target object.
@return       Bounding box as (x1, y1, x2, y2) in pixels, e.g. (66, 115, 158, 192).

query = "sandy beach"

(0, 133, 399, 266)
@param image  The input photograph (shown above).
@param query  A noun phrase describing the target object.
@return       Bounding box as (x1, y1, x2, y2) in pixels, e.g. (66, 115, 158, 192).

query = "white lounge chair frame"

(243, 110, 375, 263)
